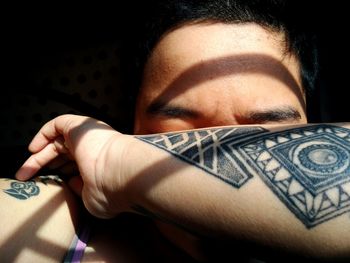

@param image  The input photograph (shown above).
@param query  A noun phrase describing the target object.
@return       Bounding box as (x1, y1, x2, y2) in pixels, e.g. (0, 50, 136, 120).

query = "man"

(2, 1, 349, 262)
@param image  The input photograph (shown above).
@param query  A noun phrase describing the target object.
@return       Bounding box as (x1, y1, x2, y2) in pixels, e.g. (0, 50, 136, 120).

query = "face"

(134, 22, 307, 134)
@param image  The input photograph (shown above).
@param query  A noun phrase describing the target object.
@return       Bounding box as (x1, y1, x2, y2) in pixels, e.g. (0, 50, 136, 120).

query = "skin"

(133, 22, 308, 259)
(81, 23, 307, 259)
(0, 177, 79, 263)
(134, 22, 307, 134)
(15, 22, 349, 262)
(15, 22, 307, 214)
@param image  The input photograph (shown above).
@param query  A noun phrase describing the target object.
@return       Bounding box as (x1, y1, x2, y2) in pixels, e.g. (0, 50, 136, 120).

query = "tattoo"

(39, 175, 63, 185)
(137, 125, 350, 228)
(137, 127, 266, 187)
(239, 124, 350, 228)
(2, 175, 63, 200)
(3, 181, 40, 200)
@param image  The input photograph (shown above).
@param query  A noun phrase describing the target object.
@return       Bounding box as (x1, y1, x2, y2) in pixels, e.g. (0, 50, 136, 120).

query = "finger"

(29, 114, 82, 153)
(28, 118, 59, 153)
(47, 155, 71, 170)
(68, 176, 83, 197)
(16, 138, 68, 181)
(45, 142, 75, 170)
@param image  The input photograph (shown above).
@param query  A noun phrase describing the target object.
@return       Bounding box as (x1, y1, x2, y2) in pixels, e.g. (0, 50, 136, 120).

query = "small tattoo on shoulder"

(2, 175, 63, 200)
(3, 181, 40, 200)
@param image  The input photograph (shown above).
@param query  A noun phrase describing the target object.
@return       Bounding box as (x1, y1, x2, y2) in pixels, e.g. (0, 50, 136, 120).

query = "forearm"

(116, 123, 350, 259)
(0, 176, 80, 262)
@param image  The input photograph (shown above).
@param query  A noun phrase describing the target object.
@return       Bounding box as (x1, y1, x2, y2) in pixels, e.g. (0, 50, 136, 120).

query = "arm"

(15, 115, 350, 260)
(125, 124, 350, 260)
(0, 176, 80, 263)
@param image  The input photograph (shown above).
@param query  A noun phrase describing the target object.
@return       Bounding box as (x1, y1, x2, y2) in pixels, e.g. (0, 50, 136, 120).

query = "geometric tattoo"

(137, 127, 266, 187)
(137, 124, 350, 228)
(2, 175, 62, 200)
(239, 124, 350, 227)
(39, 175, 63, 186)
(3, 180, 40, 200)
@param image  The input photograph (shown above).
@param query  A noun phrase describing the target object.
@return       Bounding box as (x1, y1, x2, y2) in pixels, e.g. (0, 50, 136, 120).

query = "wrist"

(95, 133, 135, 216)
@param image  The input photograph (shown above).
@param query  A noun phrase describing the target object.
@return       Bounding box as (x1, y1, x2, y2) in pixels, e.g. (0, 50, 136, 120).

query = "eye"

(147, 101, 200, 120)
(143, 118, 196, 134)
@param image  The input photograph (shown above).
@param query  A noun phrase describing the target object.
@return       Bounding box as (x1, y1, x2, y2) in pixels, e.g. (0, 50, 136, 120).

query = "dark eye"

(148, 103, 200, 119)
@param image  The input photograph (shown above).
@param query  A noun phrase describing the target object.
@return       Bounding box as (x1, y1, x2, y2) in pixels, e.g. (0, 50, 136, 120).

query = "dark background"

(1, 1, 349, 175)
(3, 1, 348, 120)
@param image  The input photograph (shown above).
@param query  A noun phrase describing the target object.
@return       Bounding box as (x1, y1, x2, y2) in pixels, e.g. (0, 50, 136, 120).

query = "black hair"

(123, 0, 319, 121)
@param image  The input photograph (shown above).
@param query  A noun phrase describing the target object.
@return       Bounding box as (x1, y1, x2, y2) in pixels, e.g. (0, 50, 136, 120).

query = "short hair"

(123, 0, 319, 120)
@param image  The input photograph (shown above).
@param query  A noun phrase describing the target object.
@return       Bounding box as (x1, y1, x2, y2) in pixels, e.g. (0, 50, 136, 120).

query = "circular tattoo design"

(293, 142, 349, 176)
(11, 181, 40, 196)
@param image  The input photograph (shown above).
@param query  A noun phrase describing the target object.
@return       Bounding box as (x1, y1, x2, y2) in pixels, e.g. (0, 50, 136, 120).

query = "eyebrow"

(246, 107, 302, 123)
(147, 100, 301, 123)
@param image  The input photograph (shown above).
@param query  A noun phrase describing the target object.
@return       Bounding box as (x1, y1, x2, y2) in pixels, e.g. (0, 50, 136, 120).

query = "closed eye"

(147, 101, 201, 119)
(147, 100, 302, 124)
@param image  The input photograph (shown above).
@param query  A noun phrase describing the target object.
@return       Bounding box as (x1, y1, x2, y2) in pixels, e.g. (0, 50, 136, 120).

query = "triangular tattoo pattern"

(239, 124, 350, 227)
(137, 125, 350, 228)
(137, 127, 266, 188)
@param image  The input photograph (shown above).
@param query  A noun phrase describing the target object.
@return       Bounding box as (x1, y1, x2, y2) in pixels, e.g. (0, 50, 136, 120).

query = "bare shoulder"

(0, 176, 81, 263)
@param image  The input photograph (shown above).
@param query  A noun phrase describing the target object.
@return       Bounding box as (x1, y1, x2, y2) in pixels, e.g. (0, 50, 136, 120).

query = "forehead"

(139, 22, 302, 103)
(154, 22, 285, 64)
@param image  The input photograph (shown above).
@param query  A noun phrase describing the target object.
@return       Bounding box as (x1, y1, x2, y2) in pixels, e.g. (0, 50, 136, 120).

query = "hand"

(15, 114, 131, 218)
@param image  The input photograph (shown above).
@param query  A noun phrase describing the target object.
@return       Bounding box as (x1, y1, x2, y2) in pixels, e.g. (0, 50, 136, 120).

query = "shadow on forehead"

(150, 53, 304, 108)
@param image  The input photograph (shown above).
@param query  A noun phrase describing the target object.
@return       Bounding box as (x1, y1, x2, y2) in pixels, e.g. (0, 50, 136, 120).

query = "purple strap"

(64, 221, 91, 263)
(71, 225, 90, 262)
